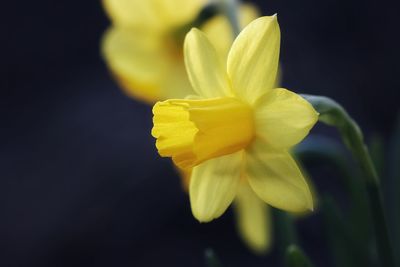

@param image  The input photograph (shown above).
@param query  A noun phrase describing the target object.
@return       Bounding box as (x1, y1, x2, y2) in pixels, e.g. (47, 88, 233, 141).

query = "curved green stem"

(302, 94, 394, 267)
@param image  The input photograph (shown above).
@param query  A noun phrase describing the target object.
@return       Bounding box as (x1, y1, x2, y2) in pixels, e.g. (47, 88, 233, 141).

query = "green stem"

(302, 94, 394, 267)
(218, 0, 241, 37)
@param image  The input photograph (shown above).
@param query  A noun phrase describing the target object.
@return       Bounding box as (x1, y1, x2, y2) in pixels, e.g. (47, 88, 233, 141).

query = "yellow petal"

(102, 0, 205, 32)
(184, 28, 232, 98)
(227, 16, 281, 104)
(245, 139, 313, 212)
(291, 159, 319, 217)
(102, 27, 193, 103)
(102, 0, 162, 30)
(189, 152, 243, 222)
(202, 3, 260, 63)
(153, 0, 205, 30)
(254, 88, 319, 149)
(234, 181, 272, 254)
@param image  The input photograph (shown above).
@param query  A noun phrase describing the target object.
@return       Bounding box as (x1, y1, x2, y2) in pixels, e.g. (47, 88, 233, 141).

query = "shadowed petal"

(246, 139, 313, 212)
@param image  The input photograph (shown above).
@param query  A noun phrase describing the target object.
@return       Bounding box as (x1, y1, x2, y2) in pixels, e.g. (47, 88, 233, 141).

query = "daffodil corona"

(153, 97, 254, 169)
(152, 15, 319, 223)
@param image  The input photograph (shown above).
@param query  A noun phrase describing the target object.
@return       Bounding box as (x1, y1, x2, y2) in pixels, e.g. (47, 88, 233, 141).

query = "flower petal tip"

(308, 204, 314, 212)
(306, 195, 314, 212)
(196, 218, 212, 224)
(193, 212, 215, 223)
(267, 14, 278, 23)
(186, 27, 202, 39)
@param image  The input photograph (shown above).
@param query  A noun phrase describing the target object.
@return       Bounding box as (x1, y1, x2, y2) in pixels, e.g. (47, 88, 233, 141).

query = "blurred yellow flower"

(152, 15, 318, 226)
(101, 0, 257, 103)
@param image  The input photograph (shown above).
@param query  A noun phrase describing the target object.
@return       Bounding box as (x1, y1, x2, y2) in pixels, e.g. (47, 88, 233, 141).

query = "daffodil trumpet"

(152, 16, 319, 225)
(302, 94, 395, 267)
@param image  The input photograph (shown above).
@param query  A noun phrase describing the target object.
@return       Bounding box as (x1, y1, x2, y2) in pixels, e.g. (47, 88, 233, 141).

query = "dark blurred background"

(1, 0, 399, 266)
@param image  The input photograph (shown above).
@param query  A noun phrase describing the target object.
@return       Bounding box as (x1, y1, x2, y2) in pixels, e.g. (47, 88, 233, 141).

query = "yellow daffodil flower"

(152, 15, 319, 228)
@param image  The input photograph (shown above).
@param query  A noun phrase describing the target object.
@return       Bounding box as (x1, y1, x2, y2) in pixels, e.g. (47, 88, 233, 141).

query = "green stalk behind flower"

(302, 95, 395, 267)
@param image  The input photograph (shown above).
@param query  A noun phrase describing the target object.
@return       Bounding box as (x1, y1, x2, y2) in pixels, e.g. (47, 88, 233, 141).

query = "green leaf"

(321, 196, 373, 267)
(295, 135, 371, 243)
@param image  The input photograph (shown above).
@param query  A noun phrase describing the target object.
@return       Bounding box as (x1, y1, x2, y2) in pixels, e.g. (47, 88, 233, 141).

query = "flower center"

(152, 97, 254, 169)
